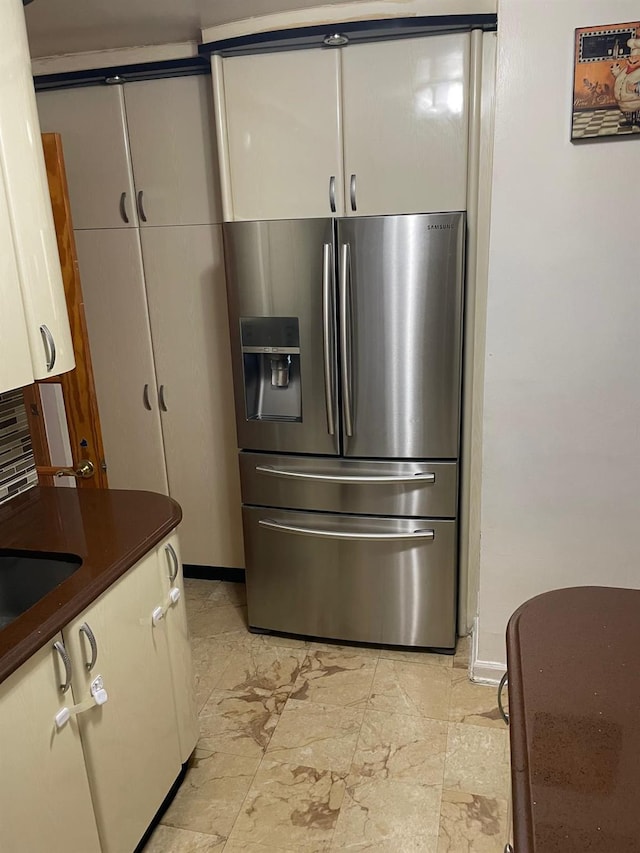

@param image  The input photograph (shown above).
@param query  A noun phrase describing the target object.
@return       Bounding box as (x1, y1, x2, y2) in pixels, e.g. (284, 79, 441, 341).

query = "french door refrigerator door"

(337, 212, 465, 459)
(243, 507, 457, 648)
(224, 219, 339, 455)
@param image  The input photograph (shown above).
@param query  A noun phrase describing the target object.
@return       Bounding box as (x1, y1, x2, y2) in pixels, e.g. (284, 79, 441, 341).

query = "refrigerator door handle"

(255, 465, 436, 485)
(340, 242, 354, 437)
(322, 242, 336, 437)
(259, 519, 435, 541)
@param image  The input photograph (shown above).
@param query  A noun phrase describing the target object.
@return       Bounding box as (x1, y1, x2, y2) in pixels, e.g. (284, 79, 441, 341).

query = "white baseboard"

(469, 616, 506, 685)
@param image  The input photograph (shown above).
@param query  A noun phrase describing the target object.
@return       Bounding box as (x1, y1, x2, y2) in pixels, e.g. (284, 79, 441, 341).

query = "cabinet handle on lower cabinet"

(165, 542, 179, 582)
(504, 845, 514, 852)
(498, 671, 509, 725)
(39, 324, 56, 372)
(79, 622, 98, 671)
(53, 640, 72, 693)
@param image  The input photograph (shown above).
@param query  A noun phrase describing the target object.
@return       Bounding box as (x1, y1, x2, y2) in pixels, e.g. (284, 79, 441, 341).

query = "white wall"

(475, 0, 640, 676)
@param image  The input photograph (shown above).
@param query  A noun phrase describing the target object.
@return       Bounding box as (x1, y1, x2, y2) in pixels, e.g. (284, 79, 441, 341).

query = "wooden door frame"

(24, 133, 108, 489)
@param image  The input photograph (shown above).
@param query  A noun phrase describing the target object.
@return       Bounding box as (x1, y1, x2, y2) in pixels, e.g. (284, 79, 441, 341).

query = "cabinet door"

(37, 86, 138, 229)
(0, 1, 74, 379)
(141, 225, 244, 566)
(63, 551, 181, 853)
(0, 637, 101, 853)
(0, 171, 33, 393)
(74, 228, 168, 495)
(342, 33, 470, 216)
(124, 76, 222, 226)
(158, 533, 198, 762)
(223, 49, 343, 220)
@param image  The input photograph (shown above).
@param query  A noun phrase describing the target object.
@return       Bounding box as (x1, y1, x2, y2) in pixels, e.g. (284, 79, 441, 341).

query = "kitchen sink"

(0, 550, 82, 630)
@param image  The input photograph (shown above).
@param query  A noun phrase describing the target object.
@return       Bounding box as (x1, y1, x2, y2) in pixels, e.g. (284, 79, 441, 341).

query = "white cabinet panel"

(223, 49, 343, 220)
(37, 86, 138, 229)
(64, 551, 181, 853)
(124, 76, 222, 226)
(0, 172, 32, 393)
(158, 534, 199, 761)
(0, 0, 74, 379)
(141, 225, 244, 566)
(74, 228, 168, 495)
(341, 34, 470, 216)
(0, 637, 101, 853)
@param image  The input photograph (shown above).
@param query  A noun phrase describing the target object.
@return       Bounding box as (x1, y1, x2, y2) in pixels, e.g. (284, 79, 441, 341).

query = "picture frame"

(571, 21, 640, 140)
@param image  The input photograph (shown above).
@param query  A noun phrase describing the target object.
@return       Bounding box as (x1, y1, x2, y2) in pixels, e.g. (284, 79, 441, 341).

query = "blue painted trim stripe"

(34, 56, 209, 92)
(199, 14, 497, 57)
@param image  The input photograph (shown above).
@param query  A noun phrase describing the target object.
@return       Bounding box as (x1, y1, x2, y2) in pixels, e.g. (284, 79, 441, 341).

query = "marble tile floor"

(144, 579, 510, 853)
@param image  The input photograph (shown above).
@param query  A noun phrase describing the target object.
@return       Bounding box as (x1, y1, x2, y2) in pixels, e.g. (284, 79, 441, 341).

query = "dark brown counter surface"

(0, 487, 181, 684)
(506, 586, 640, 853)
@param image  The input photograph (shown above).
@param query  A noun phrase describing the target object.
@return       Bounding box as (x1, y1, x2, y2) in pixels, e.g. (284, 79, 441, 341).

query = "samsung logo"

(426, 224, 454, 230)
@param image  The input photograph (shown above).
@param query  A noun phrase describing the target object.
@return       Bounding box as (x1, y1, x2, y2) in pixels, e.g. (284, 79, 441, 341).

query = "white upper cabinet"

(0, 0, 74, 381)
(0, 173, 32, 393)
(37, 86, 138, 229)
(222, 49, 344, 220)
(124, 76, 222, 226)
(37, 75, 221, 229)
(217, 33, 471, 221)
(341, 34, 470, 216)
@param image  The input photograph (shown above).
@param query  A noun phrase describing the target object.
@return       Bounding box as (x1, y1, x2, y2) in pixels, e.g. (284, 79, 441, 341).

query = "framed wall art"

(572, 21, 640, 140)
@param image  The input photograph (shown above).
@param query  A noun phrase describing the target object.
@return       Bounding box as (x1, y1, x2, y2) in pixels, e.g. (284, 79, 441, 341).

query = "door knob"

(55, 459, 95, 479)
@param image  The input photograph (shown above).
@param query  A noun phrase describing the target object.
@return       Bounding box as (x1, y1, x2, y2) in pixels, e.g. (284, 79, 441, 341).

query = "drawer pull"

(259, 519, 435, 542)
(498, 671, 509, 725)
(255, 465, 436, 485)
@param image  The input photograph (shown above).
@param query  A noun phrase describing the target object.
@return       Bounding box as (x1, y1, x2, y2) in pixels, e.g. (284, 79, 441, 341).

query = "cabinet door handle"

(137, 190, 148, 223)
(165, 542, 179, 582)
(53, 640, 72, 693)
(498, 671, 509, 725)
(39, 324, 56, 372)
(79, 622, 98, 671)
(349, 173, 357, 211)
(119, 191, 130, 224)
(143, 383, 152, 410)
(159, 384, 168, 412)
(329, 175, 336, 213)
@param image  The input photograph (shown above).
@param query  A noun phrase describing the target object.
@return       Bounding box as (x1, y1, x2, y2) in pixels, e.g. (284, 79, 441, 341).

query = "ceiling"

(24, 0, 363, 58)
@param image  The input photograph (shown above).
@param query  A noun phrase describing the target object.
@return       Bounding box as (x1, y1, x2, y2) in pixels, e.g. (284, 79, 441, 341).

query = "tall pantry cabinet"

(37, 76, 244, 568)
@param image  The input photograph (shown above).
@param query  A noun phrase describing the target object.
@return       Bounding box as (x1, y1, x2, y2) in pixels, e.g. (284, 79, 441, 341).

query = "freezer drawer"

(243, 507, 457, 648)
(240, 453, 458, 518)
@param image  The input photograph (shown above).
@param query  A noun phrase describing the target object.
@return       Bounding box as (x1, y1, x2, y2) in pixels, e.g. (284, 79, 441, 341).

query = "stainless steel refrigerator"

(223, 212, 464, 649)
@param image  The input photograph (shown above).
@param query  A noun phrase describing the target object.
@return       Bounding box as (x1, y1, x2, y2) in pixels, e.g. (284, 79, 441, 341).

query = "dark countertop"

(0, 486, 181, 684)
(506, 586, 640, 853)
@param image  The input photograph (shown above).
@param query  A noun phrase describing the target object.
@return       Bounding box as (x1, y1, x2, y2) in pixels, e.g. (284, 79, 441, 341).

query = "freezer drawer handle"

(255, 465, 436, 485)
(259, 519, 435, 541)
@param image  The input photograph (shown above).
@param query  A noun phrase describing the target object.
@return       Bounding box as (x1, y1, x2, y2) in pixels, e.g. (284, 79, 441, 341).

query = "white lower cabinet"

(63, 546, 182, 853)
(0, 532, 197, 853)
(0, 636, 101, 853)
(157, 533, 199, 762)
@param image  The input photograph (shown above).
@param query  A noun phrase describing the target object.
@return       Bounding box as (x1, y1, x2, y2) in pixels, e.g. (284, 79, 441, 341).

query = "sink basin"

(0, 550, 82, 630)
